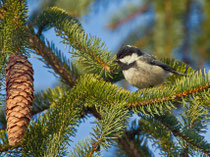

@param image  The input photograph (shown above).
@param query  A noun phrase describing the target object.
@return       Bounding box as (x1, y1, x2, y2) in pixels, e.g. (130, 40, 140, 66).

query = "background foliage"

(0, 0, 209, 156)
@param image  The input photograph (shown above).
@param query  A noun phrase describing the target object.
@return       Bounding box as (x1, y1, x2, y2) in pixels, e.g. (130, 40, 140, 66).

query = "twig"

(129, 83, 210, 107)
(108, 3, 149, 30)
(27, 32, 77, 88)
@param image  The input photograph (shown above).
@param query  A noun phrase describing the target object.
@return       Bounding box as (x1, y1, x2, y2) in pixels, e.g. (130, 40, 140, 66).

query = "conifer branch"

(137, 116, 176, 155)
(0, 72, 209, 154)
(0, 90, 88, 154)
(116, 130, 149, 157)
(28, 32, 76, 87)
(87, 138, 102, 157)
(3, 69, 205, 129)
(74, 72, 209, 116)
(89, 110, 147, 156)
(70, 105, 129, 157)
(0, 144, 20, 153)
(181, 101, 195, 156)
(32, 7, 115, 77)
(1, 1, 209, 155)
(154, 116, 210, 155)
(1, 70, 208, 131)
(0, 0, 28, 53)
(129, 82, 210, 107)
(117, 138, 142, 157)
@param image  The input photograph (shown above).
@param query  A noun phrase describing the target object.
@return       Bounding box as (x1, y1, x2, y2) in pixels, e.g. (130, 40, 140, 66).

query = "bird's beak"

(113, 59, 119, 63)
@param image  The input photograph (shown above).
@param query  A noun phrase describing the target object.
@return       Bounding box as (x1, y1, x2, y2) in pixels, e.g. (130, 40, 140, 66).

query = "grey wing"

(140, 54, 186, 76)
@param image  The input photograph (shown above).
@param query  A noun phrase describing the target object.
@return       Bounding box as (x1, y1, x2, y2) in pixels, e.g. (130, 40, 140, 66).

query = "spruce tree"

(0, 0, 209, 156)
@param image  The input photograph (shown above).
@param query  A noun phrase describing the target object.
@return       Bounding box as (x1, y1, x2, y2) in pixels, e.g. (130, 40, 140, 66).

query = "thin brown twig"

(108, 3, 150, 30)
(27, 32, 76, 88)
(129, 83, 210, 107)
(88, 139, 102, 157)
(76, 44, 111, 72)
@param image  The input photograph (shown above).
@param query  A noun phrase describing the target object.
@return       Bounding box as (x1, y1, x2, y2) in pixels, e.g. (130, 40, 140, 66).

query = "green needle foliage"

(32, 7, 115, 78)
(0, 0, 28, 54)
(0, 0, 209, 156)
(70, 104, 129, 157)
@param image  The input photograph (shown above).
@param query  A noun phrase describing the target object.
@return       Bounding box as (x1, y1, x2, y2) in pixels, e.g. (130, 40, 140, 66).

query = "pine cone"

(6, 53, 34, 146)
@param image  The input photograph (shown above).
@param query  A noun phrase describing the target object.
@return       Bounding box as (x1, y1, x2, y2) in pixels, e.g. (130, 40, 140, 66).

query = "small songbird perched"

(114, 45, 186, 89)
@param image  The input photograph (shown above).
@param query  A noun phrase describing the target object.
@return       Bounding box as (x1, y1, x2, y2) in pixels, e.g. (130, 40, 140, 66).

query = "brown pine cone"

(6, 53, 34, 146)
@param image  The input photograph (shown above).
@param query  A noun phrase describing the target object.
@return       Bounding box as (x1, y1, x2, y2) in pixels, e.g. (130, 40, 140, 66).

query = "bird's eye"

(117, 54, 126, 59)
(118, 55, 123, 59)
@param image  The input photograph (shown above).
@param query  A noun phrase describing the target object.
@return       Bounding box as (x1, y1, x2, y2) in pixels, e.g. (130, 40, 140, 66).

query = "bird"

(114, 45, 186, 89)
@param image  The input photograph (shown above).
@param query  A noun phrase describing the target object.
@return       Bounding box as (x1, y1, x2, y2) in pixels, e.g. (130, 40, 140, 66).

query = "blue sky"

(27, 0, 209, 156)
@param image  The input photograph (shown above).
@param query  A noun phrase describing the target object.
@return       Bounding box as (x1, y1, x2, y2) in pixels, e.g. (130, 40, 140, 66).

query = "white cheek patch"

(119, 55, 131, 64)
(119, 53, 139, 64)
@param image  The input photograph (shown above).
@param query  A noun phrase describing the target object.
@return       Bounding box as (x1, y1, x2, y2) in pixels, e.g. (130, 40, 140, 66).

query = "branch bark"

(27, 32, 77, 88)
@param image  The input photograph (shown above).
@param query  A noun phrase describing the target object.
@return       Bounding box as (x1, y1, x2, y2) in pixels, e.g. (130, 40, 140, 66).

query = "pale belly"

(122, 62, 170, 89)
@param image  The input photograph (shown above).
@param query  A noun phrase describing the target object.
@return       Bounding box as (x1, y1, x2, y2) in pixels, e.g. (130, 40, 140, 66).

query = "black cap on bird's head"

(117, 45, 143, 59)
(114, 45, 143, 63)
